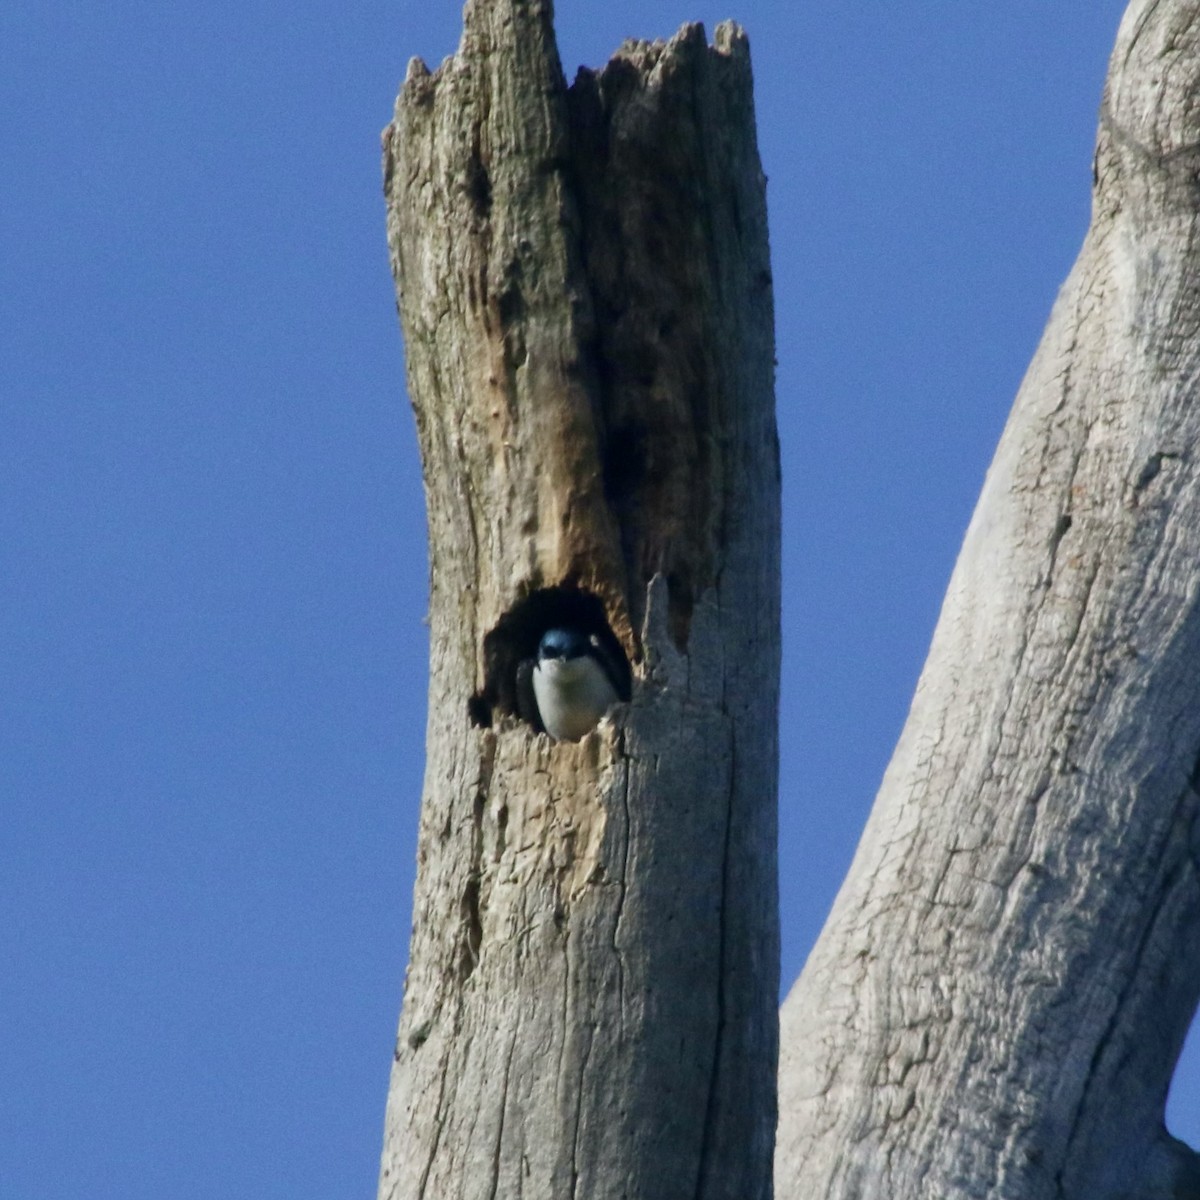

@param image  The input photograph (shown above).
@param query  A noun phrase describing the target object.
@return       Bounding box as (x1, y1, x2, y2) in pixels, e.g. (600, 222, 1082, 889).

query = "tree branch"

(379, 4, 780, 1197)
(777, 4, 1200, 1196)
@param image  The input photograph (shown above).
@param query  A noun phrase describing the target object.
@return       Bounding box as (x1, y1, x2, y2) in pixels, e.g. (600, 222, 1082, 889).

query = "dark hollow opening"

(467, 586, 632, 732)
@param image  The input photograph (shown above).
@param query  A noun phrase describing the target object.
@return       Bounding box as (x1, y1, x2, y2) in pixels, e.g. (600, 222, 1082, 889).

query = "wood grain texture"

(777, 4, 1200, 1197)
(379, 3, 780, 1198)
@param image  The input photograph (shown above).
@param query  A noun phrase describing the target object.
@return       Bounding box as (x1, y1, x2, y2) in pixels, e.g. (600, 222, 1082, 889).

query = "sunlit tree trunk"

(378, 2, 780, 1197)
(776, 4, 1200, 1196)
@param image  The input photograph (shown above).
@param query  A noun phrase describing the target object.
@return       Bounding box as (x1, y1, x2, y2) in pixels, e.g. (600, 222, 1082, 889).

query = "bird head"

(537, 627, 591, 664)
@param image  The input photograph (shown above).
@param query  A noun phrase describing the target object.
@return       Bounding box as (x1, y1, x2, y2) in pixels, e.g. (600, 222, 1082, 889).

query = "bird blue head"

(537, 627, 591, 663)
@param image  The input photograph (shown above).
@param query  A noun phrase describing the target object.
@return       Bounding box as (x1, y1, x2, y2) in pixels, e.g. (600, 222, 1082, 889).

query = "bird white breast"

(532, 656, 619, 741)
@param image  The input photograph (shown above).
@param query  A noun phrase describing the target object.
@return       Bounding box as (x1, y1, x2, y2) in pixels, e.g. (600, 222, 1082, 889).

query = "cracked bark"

(378, 3, 779, 1199)
(776, 4, 1200, 1197)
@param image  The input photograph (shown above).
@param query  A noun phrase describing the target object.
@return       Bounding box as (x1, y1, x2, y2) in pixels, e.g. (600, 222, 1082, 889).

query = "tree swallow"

(531, 627, 623, 741)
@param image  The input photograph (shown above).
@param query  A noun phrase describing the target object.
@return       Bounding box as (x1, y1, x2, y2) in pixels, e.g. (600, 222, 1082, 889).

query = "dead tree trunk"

(777, 4, 1200, 1197)
(379, 3, 779, 1198)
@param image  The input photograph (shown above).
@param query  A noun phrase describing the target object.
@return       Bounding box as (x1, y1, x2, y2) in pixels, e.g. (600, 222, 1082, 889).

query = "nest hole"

(468, 586, 632, 731)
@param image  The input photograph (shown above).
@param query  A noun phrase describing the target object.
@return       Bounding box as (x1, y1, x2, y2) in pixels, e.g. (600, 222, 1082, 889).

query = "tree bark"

(379, 3, 779, 1199)
(777, 3, 1200, 1197)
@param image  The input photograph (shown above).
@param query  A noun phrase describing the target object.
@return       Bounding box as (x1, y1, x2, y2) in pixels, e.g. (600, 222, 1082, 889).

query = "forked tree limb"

(777, 5, 1200, 1197)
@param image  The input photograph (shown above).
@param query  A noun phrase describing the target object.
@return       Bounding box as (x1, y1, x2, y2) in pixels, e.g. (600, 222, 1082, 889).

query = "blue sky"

(5, 1, 1186, 1197)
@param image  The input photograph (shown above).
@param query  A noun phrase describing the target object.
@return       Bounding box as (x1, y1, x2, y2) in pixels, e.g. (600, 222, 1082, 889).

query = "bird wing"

(515, 658, 544, 732)
(588, 633, 630, 701)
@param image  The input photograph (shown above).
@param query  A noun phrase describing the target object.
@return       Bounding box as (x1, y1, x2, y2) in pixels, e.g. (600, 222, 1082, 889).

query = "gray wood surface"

(379, 2, 780, 1197)
(777, 4, 1200, 1196)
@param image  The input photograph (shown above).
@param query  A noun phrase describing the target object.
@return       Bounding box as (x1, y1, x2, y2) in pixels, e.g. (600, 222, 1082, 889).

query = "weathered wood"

(379, 3, 779, 1197)
(777, 3, 1200, 1196)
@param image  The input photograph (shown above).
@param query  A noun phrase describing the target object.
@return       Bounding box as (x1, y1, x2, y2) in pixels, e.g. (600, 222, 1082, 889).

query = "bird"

(530, 627, 623, 741)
